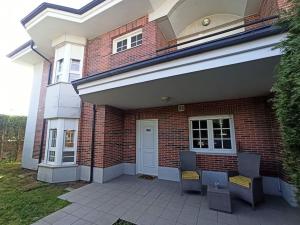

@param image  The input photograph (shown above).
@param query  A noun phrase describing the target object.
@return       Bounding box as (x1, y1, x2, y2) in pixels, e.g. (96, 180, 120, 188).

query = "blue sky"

(0, 0, 90, 116)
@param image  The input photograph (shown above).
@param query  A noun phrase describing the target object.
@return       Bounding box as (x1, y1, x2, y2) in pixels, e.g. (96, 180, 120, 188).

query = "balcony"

(44, 82, 81, 119)
(72, 15, 284, 109)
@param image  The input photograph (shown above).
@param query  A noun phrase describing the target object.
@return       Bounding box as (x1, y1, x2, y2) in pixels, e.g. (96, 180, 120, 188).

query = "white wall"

(178, 14, 244, 49)
(44, 82, 81, 119)
(22, 61, 43, 170)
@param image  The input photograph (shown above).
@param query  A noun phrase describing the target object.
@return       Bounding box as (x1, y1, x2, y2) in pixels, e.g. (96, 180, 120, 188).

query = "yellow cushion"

(229, 175, 252, 188)
(182, 171, 200, 180)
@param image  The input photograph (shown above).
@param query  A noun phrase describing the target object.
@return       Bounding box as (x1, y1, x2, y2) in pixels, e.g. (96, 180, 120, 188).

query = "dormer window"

(113, 29, 142, 54)
(55, 59, 64, 83)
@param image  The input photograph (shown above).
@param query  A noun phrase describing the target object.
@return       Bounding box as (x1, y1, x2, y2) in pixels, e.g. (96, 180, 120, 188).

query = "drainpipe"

(90, 105, 97, 183)
(30, 42, 53, 163)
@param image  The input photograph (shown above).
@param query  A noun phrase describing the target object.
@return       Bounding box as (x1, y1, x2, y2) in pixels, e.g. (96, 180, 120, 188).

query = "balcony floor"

(34, 175, 299, 225)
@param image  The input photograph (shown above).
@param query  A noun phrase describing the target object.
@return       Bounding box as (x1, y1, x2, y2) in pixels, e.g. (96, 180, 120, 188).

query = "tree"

(273, 0, 300, 201)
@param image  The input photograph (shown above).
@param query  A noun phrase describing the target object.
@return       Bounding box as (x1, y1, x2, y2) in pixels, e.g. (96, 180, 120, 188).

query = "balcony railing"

(101, 15, 279, 72)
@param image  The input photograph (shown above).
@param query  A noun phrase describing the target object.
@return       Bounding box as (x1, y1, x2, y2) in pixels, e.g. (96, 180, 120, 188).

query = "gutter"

(29, 42, 53, 164)
(90, 105, 97, 183)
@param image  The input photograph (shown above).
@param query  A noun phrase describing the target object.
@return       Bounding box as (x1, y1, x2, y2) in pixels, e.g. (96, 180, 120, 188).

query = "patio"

(33, 175, 300, 225)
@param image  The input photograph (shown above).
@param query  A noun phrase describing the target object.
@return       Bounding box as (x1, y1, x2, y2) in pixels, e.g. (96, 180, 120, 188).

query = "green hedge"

(273, 0, 300, 201)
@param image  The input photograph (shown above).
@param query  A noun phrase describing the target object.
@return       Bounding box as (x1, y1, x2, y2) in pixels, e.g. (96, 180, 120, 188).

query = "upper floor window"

(70, 59, 81, 73)
(69, 59, 81, 82)
(55, 59, 64, 83)
(113, 29, 143, 54)
(189, 115, 236, 154)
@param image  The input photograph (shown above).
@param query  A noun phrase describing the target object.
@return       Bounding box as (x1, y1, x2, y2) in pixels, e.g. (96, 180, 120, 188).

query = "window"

(49, 129, 57, 148)
(48, 151, 55, 162)
(113, 29, 142, 54)
(64, 130, 75, 148)
(131, 33, 142, 48)
(116, 39, 128, 53)
(55, 59, 64, 83)
(63, 130, 76, 163)
(70, 59, 81, 73)
(48, 129, 57, 163)
(189, 115, 236, 154)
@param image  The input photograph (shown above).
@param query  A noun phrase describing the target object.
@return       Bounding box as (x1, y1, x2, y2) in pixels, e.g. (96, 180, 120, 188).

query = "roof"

(6, 40, 34, 58)
(72, 25, 284, 93)
(21, 0, 106, 26)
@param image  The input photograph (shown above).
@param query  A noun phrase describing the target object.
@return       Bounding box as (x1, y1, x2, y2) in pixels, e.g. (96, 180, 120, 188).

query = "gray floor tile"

(52, 214, 79, 225)
(136, 213, 159, 225)
(31, 221, 49, 225)
(72, 219, 93, 225)
(43, 211, 69, 224)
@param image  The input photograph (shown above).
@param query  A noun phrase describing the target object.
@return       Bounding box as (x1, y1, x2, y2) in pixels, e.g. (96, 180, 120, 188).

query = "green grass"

(0, 162, 70, 225)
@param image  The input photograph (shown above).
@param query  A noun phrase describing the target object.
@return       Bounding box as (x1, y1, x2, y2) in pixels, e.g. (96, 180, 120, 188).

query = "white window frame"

(189, 115, 237, 155)
(112, 29, 143, 54)
(69, 59, 81, 74)
(62, 130, 77, 165)
(55, 58, 64, 83)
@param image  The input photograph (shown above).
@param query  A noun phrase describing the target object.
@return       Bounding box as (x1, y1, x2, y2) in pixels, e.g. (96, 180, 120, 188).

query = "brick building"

(8, 0, 297, 206)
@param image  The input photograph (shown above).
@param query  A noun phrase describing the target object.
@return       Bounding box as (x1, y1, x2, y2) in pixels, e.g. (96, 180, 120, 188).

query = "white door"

(137, 120, 158, 176)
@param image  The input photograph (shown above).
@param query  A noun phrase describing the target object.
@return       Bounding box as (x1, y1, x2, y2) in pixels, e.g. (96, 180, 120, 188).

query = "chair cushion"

(229, 175, 251, 188)
(182, 171, 200, 180)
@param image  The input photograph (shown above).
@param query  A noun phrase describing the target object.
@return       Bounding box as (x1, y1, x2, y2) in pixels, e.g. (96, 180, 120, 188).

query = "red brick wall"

(84, 16, 168, 76)
(78, 105, 124, 168)
(32, 61, 50, 160)
(123, 97, 283, 177)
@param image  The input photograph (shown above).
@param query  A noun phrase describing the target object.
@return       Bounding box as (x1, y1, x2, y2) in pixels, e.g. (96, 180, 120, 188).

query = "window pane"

(131, 33, 143, 48)
(200, 140, 208, 148)
(64, 130, 75, 148)
(193, 130, 199, 138)
(222, 129, 231, 138)
(48, 150, 55, 162)
(63, 157, 74, 163)
(200, 130, 208, 139)
(192, 121, 199, 129)
(221, 119, 230, 128)
(63, 152, 74, 157)
(213, 119, 221, 128)
(193, 140, 200, 148)
(223, 140, 232, 149)
(200, 120, 207, 129)
(50, 129, 57, 147)
(213, 129, 221, 138)
(214, 140, 222, 149)
(70, 59, 80, 72)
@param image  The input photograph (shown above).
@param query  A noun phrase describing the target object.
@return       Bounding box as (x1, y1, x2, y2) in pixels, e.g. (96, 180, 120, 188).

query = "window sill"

(39, 163, 78, 168)
(191, 149, 237, 156)
(112, 44, 142, 55)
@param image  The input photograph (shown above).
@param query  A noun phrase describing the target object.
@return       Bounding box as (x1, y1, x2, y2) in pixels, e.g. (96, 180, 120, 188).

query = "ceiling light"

(202, 18, 211, 26)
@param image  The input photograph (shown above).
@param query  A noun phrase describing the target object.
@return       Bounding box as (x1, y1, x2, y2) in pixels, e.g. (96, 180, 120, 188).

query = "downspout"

(30, 42, 53, 163)
(90, 105, 97, 183)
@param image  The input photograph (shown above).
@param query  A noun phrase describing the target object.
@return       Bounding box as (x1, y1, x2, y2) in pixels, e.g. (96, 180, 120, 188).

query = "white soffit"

(150, 0, 262, 38)
(25, 0, 155, 58)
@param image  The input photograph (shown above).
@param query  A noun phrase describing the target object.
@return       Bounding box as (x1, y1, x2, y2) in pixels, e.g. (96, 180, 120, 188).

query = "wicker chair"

(229, 152, 264, 208)
(178, 151, 202, 195)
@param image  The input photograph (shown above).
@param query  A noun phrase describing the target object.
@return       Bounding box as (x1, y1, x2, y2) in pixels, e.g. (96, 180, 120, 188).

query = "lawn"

(0, 162, 72, 225)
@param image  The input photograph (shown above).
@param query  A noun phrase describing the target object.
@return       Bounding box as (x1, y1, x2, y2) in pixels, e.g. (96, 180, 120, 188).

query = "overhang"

(73, 26, 285, 109)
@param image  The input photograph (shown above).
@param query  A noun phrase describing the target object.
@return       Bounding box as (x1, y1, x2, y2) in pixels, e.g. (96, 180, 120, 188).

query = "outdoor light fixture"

(161, 96, 170, 103)
(202, 18, 211, 26)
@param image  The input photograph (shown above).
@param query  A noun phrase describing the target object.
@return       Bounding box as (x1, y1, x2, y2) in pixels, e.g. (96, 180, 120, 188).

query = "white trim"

(136, 119, 159, 176)
(25, 0, 123, 29)
(112, 28, 143, 54)
(189, 115, 237, 155)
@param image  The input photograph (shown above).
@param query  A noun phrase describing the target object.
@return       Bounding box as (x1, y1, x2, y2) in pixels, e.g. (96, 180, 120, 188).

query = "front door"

(137, 120, 158, 176)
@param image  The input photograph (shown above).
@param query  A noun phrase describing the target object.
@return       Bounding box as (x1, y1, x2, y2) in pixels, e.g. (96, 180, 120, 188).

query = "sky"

(0, 0, 91, 116)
